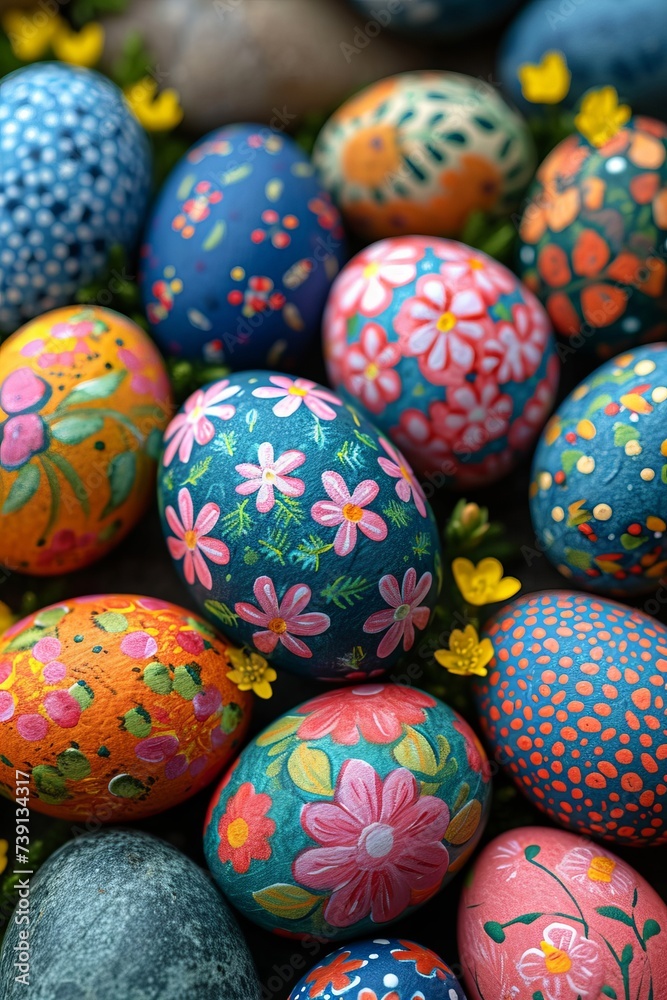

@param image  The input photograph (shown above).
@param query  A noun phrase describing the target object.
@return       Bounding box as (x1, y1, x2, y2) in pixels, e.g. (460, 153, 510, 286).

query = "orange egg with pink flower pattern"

(0, 306, 172, 574)
(0, 594, 251, 821)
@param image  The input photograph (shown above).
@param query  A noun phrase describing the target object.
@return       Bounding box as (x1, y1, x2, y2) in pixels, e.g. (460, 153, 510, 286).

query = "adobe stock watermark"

(340, 1, 407, 63)
(12, 771, 32, 988)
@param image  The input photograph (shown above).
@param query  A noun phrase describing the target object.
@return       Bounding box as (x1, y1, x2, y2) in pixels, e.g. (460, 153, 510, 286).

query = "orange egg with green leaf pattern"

(0, 306, 172, 575)
(0, 595, 252, 822)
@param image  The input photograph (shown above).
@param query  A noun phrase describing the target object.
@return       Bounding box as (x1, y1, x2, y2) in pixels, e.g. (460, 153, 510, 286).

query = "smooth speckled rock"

(499, 0, 667, 118)
(0, 828, 260, 1000)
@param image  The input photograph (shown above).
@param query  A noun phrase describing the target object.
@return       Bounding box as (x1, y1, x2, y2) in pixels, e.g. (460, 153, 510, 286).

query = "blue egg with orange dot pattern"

(289, 938, 467, 1000)
(139, 124, 346, 368)
(475, 590, 667, 847)
(530, 343, 667, 597)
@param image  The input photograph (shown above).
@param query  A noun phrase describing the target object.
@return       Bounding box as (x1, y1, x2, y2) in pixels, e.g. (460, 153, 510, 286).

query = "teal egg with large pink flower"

(203, 683, 491, 941)
(157, 370, 442, 681)
(323, 236, 559, 488)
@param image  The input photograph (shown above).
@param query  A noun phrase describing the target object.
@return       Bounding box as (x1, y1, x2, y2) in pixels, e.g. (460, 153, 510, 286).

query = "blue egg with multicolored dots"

(0, 63, 151, 337)
(475, 590, 667, 847)
(289, 939, 467, 1000)
(204, 684, 491, 940)
(530, 343, 667, 596)
(140, 124, 346, 368)
(157, 370, 441, 681)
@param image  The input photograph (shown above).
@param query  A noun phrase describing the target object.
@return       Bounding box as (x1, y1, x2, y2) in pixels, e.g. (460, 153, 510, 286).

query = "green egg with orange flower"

(517, 115, 667, 358)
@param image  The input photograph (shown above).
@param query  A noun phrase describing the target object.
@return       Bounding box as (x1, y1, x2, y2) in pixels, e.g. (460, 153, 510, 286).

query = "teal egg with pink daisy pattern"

(157, 371, 442, 681)
(203, 683, 491, 941)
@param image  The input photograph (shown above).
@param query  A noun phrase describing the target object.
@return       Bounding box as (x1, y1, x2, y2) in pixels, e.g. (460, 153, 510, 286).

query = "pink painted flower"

(120, 631, 158, 659)
(36, 530, 96, 568)
(252, 375, 342, 420)
(482, 300, 551, 383)
(193, 685, 223, 722)
(293, 759, 450, 927)
(377, 437, 426, 517)
(0, 367, 49, 413)
(33, 636, 67, 684)
(0, 691, 15, 722)
(332, 240, 424, 318)
(16, 714, 48, 741)
(437, 245, 515, 306)
(557, 847, 635, 899)
(235, 442, 306, 512)
(430, 380, 513, 455)
(21, 319, 94, 368)
(311, 471, 387, 557)
(394, 274, 492, 385)
(163, 379, 240, 466)
(323, 298, 348, 386)
(235, 576, 330, 659)
(165, 487, 230, 589)
(343, 323, 401, 414)
(296, 684, 436, 745)
(177, 630, 205, 654)
(43, 690, 81, 728)
(135, 735, 179, 762)
(118, 347, 170, 398)
(517, 922, 603, 1000)
(0, 414, 46, 469)
(363, 568, 432, 658)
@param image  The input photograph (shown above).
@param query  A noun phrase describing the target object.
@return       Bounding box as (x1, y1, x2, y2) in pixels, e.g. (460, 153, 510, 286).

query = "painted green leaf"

(662, 464, 667, 485)
(613, 423, 639, 447)
(265, 757, 283, 778)
(524, 844, 541, 861)
(2, 462, 40, 514)
(513, 912, 543, 924)
(393, 725, 438, 776)
(108, 774, 146, 799)
(586, 393, 612, 416)
(564, 547, 593, 570)
(48, 451, 90, 515)
(483, 921, 506, 943)
(94, 611, 128, 633)
(252, 884, 321, 920)
(61, 370, 125, 406)
(601, 987, 618, 998)
(560, 450, 583, 475)
(123, 707, 152, 738)
(101, 451, 136, 518)
(143, 663, 172, 695)
(620, 532, 647, 550)
(621, 944, 633, 965)
(256, 716, 301, 747)
(643, 918, 661, 941)
(56, 748, 91, 780)
(173, 664, 202, 700)
(33, 764, 68, 804)
(220, 703, 243, 734)
(287, 744, 333, 796)
(5, 626, 46, 652)
(69, 680, 94, 710)
(176, 173, 196, 199)
(596, 905, 635, 925)
(203, 220, 225, 250)
(34, 605, 68, 628)
(220, 164, 252, 186)
(204, 600, 239, 628)
(51, 413, 105, 444)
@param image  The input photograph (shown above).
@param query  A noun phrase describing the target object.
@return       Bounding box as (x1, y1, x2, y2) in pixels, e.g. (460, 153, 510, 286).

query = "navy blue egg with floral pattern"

(289, 939, 467, 1000)
(157, 371, 442, 680)
(140, 124, 346, 368)
(0, 63, 151, 337)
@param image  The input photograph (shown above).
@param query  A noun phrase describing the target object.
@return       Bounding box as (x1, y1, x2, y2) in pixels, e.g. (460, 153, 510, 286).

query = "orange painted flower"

(216, 782, 275, 873)
(581, 284, 628, 327)
(391, 940, 452, 977)
(305, 952, 366, 997)
(538, 244, 571, 287)
(581, 176, 606, 210)
(546, 186, 580, 232)
(628, 130, 665, 169)
(653, 188, 667, 229)
(547, 291, 580, 336)
(572, 229, 609, 277)
(629, 172, 660, 204)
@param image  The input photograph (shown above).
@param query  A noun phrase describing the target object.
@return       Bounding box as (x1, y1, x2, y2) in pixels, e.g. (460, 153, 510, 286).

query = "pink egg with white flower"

(323, 236, 560, 487)
(458, 826, 667, 1000)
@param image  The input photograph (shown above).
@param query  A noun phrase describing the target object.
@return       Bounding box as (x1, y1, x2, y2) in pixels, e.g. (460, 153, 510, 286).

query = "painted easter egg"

(204, 683, 492, 940)
(0, 594, 251, 821)
(0, 305, 171, 575)
(0, 63, 151, 336)
(289, 939, 467, 1000)
(475, 590, 667, 846)
(312, 71, 536, 241)
(348, 0, 520, 39)
(0, 829, 261, 1000)
(323, 236, 559, 487)
(499, 0, 667, 118)
(458, 826, 667, 1000)
(140, 123, 346, 368)
(530, 343, 667, 595)
(157, 370, 441, 681)
(517, 118, 667, 358)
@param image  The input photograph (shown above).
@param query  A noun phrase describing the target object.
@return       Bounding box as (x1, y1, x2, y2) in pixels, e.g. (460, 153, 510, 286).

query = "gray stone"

(0, 828, 260, 1000)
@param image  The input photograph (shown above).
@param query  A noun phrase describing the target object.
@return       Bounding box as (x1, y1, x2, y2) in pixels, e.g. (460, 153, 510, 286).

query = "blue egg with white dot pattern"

(0, 63, 151, 337)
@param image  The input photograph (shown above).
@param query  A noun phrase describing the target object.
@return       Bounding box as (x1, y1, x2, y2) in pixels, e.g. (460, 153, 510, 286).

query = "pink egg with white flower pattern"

(323, 237, 559, 487)
(458, 826, 667, 1000)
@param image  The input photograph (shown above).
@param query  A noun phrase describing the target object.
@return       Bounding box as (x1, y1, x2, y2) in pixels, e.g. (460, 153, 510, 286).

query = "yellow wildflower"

(435, 624, 494, 678)
(51, 21, 105, 68)
(227, 648, 276, 700)
(2, 8, 60, 62)
(0, 601, 15, 636)
(124, 77, 184, 132)
(518, 50, 571, 105)
(0, 839, 7, 876)
(575, 86, 631, 148)
(452, 557, 521, 606)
